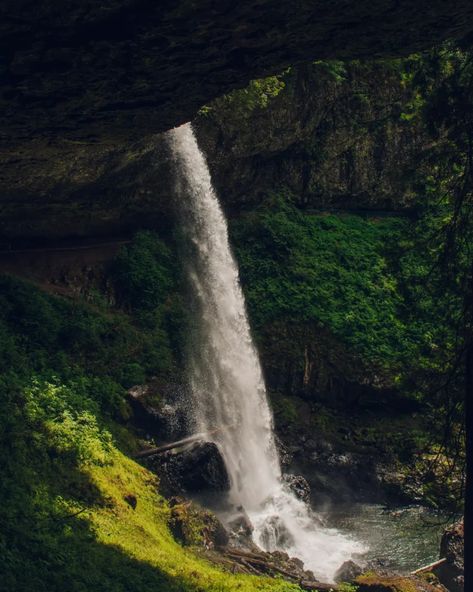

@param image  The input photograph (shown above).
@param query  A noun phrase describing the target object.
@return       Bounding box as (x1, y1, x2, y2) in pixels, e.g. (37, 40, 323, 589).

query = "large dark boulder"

(148, 441, 230, 496)
(127, 383, 188, 442)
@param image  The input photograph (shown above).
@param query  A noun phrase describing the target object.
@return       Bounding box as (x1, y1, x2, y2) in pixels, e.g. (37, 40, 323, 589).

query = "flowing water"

(167, 122, 364, 581)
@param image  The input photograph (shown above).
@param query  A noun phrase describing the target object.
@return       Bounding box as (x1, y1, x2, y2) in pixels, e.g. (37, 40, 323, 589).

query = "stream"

(324, 503, 452, 573)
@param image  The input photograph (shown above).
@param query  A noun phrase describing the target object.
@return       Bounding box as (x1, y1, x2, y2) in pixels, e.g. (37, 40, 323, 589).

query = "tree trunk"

(465, 261, 473, 592)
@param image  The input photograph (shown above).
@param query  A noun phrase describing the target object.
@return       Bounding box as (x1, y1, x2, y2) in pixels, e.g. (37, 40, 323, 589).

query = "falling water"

(167, 122, 364, 582)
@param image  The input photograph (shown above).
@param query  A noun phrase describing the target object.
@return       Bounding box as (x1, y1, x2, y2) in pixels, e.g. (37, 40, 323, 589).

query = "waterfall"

(167, 122, 364, 582)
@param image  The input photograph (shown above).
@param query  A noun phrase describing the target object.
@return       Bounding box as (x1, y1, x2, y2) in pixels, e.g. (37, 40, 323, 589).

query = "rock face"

(196, 62, 427, 212)
(1, 1, 471, 146)
(1, 2, 473, 241)
(436, 520, 464, 592)
(256, 322, 395, 407)
(0, 58, 432, 243)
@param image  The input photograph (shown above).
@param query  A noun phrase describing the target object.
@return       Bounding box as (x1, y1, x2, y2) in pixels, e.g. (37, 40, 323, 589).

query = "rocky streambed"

(130, 384, 463, 590)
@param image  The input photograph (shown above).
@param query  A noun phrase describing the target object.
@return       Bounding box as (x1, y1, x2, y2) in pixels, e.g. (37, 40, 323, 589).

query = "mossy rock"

(169, 497, 229, 549)
(355, 573, 446, 592)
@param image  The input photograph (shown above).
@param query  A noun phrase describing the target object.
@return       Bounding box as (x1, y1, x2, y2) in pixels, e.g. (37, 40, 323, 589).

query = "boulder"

(435, 519, 464, 592)
(149, 441, 230, 495)
(169, 496, 229, 549)
(283, 474, 311, 504)
(226, 505, 256, 549)
(334, 560, 363, 583)
(228, 506, 254, 538)
(356, 573, 447, 591)
(127, 383, 187, 441)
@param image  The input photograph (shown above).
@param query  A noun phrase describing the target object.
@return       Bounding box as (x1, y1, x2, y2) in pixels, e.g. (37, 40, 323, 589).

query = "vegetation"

(0, 376, 298, 592)
(199, 72, 288, 118)
(0, 232, 301, 591)
(231, 194, 454, 385)
(2, 44, 471, 591)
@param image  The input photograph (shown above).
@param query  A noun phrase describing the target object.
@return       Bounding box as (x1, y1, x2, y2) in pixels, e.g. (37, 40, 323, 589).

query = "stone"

(169, 496, 229, 549)
(334, 560, 363, 583)
(283, 474, 311, 504)
(435, 519, 464, 592)
(275, 434, 293, 469)
(228, 506, 254, 537)
(149, 441, 230, 495)
(127, 383, 187, 442)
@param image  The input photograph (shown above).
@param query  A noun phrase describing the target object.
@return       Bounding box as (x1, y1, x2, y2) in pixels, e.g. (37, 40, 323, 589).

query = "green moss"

(355, 574, 423, 592)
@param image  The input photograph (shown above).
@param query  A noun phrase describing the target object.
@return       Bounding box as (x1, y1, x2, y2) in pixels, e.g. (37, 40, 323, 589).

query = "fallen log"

(240, 558, 263, 576)
(224, 548, 268, 561)
(300, 582, 335, 591)
(225, 551, 305, 582)
(411, 557, 447, 575)
(222, 548, 334, 590)
(134, 427, 230, 459)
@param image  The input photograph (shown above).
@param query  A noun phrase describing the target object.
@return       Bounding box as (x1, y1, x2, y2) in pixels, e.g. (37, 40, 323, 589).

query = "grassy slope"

(0, 267, 298, 592)
(0, 375, 298, 592)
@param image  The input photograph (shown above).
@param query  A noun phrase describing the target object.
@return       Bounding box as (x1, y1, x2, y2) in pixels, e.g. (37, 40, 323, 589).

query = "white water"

(167, 122, 364, 582)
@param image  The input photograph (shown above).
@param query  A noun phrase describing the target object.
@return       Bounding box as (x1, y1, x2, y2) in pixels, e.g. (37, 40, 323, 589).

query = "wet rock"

(275, 434, 293, 469)
(225, 506, 261, 552)
(228, 506, 254, 537)
(127, 383, 187, 441)
(259, 515, 295, 549)
(148, 441, 230, 495)
(334, 560, 363, 583)
(283, 474, 311, 504)
(436, 519, 464, 592)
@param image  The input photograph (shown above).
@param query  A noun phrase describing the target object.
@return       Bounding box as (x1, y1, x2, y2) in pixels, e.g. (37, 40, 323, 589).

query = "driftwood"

(411, 557, 447, 575)
(134, 434, 205, 459)
(300, 583, 335, 592)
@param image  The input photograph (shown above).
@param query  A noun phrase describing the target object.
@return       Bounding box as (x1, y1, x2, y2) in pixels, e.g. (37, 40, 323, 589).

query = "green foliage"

(313, 60, 348, 84)
(112, 230, 188, 372)
(0, 229, 295, 591)
(231, 193, 462, 404)
(0, 374, 296, 592)
(231, 194, 413, 370)
(271, 392, 299, 426)
(200, 73, 288, 118)
(0, 229, 188, 396)
(112, 231, 174, 313)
